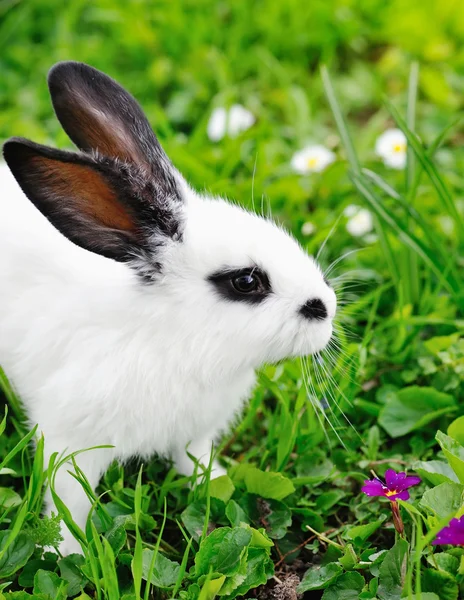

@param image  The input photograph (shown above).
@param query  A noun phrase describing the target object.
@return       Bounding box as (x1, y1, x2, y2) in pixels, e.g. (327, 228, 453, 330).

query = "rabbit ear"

(47, 61, 180, 201)
(3, 137, 182, 263)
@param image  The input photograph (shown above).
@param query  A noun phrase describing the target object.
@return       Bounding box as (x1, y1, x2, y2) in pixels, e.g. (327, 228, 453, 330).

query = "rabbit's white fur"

(0, 64, 336, 554)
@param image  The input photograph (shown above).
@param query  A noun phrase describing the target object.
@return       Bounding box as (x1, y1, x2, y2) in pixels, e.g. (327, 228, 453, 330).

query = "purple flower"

(433, 516, 464, 546)
(361, 469, 421, 502)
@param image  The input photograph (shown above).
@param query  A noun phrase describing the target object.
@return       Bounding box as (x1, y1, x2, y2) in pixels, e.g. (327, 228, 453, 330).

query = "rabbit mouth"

(290, 322, 333, 358)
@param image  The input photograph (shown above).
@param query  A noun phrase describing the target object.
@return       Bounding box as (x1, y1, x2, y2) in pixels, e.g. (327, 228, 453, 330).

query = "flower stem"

(391, 501, 404, 536)
(305, 525, 343, 549)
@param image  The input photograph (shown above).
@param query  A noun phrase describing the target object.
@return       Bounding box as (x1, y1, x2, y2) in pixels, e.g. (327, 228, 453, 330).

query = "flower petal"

(433, 516, 464, 546)
(384, 469, 401, 489)
(207, 107, 227, 142)
(290, 145, 335, 174)
(396, 476, 421, 492)
(375, 129, 406, 159)
(361, 479, 386, 497)
(228, 104, 255, 137)
(346, 209, 373, 237)
(383, 154, 406, 170)
(389, 490, 410, 501)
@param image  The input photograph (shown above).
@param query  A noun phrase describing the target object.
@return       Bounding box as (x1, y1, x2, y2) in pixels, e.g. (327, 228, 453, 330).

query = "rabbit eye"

(232, 273, 260, 293)
(208, 267, 271, 303)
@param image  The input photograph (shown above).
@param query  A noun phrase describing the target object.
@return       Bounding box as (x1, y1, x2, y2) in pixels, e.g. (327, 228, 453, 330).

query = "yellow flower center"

(392, 143, 406, 154)
(385, 489, 398, 497)
(307, 157, 319, 169)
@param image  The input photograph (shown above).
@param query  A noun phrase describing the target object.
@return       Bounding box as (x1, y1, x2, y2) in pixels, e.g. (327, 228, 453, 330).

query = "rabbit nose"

(299, 298, 328, 321)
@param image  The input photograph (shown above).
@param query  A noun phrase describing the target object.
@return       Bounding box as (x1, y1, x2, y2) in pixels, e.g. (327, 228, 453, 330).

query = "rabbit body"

(0, 63, 336, 554)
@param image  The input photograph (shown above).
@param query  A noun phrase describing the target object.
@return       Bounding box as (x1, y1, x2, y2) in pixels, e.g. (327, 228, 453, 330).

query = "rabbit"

(0, 62, 337, 554)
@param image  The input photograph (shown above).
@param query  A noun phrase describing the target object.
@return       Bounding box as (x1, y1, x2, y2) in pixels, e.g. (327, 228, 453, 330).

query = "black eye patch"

(208, 267, 271, 304)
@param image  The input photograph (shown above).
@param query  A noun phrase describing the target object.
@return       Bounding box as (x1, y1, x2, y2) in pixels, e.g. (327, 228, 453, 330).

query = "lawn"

(1, 0, 464, 598)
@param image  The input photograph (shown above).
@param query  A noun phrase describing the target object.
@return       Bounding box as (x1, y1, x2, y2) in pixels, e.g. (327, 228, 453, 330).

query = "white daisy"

(207, 107, 227, 142)
(375, 129, 407, 170)
(207, 105, 255, 142)
(343, 204, 359, 218)
(291, 145, 335, 174)
(227, 104, 255, 138)
(301, 221, 316, 236)
(346, 207, 374, 237)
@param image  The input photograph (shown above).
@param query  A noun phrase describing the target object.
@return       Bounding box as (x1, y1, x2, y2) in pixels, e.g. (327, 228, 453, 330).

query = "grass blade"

(386, 98, 464, 235)
(320, 65, 361, 174)
(351, 172, 458, 296)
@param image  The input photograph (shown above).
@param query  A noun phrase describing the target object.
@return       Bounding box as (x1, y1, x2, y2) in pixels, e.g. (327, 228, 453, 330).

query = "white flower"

(301, 221, 316, 236)
(343, 204, 359, 218)
(291, 145, 335, 174)
(207, 104, 255, 141)
(207, 107, 227, 142)
(346, 207, 374, 237)
(228, 105, 255, 137)
(375, 129, 407, 170)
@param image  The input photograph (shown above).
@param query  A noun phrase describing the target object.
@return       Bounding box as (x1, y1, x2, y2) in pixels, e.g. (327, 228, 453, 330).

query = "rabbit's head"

(3, 62, 336, 369)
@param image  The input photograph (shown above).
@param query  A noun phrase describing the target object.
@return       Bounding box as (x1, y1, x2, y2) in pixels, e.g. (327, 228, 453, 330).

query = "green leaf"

(413, 460, 459, 486)
(33, 570, 68, 599)
(141, 549, 180, 589)
(198, 575, 226, 600)
(209, 476, 235, 504)
(0, 489, 22, 509)
(321, 572, 365, 599)
(216, 552, 248, 596)
(316, 490, 345, 512)
(181, 502, 207, 542)
(378, 387, 455, 438)
(422, 568, 459, 600)
(18, 559, 57, 587)
(377, 538, 409, 600)
(448, 416, 464, 447)
(195, 527, 252, 577)
(339, 544, 358, 570)
(243, 468, 295, 501)
(276, 404, 297, 470)
(297, 563, 343, 592)
(0, 532, 35, 578)
(225, 500, 248, 528)
(420, 482, 464, 519)
(249, 528, 273, 549)
(424, 334, 461, 355)
(432, 553, 460, 576)
(1, 593, 50, 599)
(221, 547, 274, 599)
(294, 458, 334, 486)
(344, 516, 386, 543)
(436, 432, 464, 484)
(262, 499, 292, 540)
(104, 523, 127, 555)
(58, 554, 87, 596)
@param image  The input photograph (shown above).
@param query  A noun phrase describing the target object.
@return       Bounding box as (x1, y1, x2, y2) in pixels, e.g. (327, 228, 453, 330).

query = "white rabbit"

(0, 62, 336, 554)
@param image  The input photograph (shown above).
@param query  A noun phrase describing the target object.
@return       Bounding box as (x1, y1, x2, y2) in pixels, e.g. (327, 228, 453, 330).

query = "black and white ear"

(47, 61, 180, 201)
(2, 138, 182, 263)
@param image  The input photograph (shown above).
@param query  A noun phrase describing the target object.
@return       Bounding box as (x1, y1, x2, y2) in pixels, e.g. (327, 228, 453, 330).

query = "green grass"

(1, 0, 464, 598)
